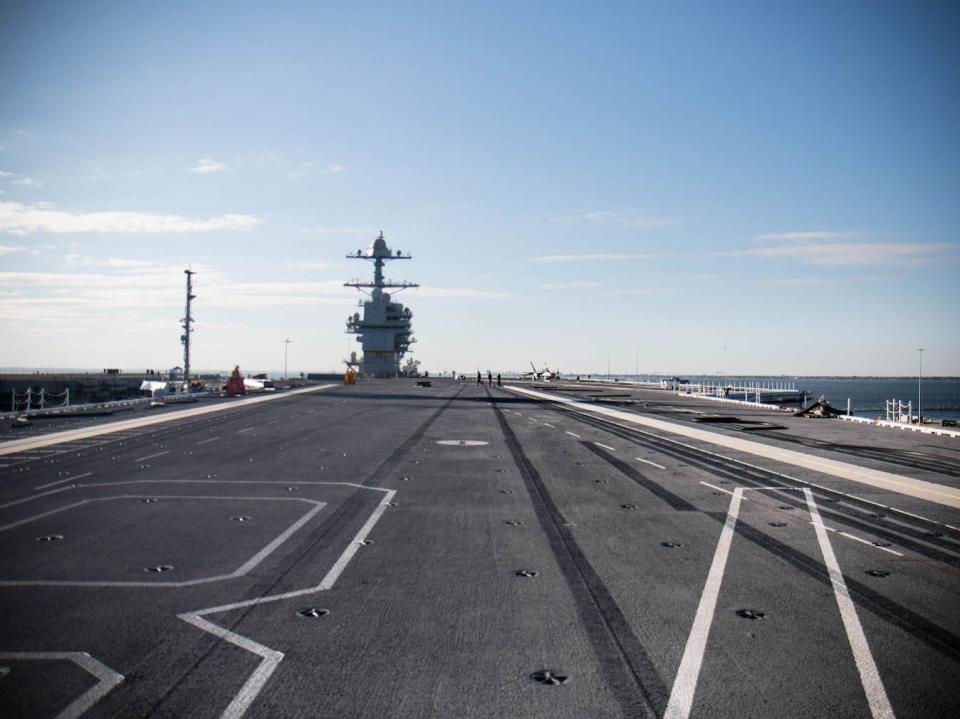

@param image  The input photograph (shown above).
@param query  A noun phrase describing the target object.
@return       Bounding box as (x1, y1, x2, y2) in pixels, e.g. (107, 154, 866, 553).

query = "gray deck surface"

(1, 379, 958, 718)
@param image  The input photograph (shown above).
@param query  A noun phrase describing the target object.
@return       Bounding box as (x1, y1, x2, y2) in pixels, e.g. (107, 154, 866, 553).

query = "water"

(605, 375, 960, 421)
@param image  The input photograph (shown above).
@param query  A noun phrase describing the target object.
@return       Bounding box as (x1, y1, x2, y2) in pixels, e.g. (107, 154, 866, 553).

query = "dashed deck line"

(133, 450, 169, 463)
(196, 437, 220, 445)
(636, 457, 666, 470)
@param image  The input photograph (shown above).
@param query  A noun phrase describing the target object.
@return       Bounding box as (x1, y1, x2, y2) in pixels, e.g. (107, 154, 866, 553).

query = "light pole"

(917, 347, 925, 424)
(283, 339, 293, 382)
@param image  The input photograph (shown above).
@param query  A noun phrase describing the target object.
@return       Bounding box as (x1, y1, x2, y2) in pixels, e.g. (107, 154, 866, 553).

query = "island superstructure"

(344, 232, 417, 378)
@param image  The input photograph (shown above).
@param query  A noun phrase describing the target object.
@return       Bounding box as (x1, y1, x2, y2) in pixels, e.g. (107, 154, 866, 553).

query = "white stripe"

(594, 442, 616, 451)
(236, 427, 255, 434)
(665, 488, 743, 719)
(543, 423, 555, 428)
(35, 471, 92, 490)
(805, 489, 895, 718)
(811, 522, 905, 557)
(565, 431, 581, 439)
(0, 384, 337, 457)
(698, 480, 748, 500)
(0, 651, 123, 719)
(506, 385, 960, 509)
(177, 485, 396, 718)
(133, 450, 169, 462)
(178, 613, 283, 719)
(196, 436, 220, 445)
(636, 457, 666, 470)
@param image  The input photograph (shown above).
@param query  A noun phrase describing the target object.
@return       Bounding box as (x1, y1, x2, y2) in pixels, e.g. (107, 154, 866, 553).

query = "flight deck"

(1, 379, 958, 718)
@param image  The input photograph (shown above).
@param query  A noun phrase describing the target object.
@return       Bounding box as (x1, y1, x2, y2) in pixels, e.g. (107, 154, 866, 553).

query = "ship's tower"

(344, 232, 418, 378)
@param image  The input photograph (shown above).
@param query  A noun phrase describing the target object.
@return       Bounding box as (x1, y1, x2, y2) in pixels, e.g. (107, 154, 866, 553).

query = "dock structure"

(1, 377, 958, 718)
(344, 232, 417, 378)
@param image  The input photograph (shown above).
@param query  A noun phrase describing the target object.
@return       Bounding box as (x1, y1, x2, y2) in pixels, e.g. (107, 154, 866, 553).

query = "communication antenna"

(181, 269, 196, 393)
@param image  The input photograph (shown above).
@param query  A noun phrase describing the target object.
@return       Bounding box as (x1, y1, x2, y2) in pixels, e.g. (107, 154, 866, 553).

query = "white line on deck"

(133, 450, 169, 463)
(196, 437, 220, 445)
(565, 431, 581, 439)
(35, 472, 92, 490)
(665, 488, 744, 719)
(0, 651, 124, 719)
(0, 384, 337, 458)
(805, 488, 895, 718)
(636, 457, 666, 470)
(177, 483, 395, 718)
(811, 522, 905, 557)
(267, 419, 280, 425)
(543, 423, 555, 428)
(698, 481, 749, 500)
(506, 385, 960, 509)
(236, 427, 255, 434)
(594, 442, 616, 451)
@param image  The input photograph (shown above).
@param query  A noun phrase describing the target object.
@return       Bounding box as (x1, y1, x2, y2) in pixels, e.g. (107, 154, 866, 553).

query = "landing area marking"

(665, 487, 895, 719)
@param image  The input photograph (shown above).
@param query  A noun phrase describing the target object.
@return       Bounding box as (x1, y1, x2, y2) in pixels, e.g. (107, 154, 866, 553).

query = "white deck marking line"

(565, 431, 581, 439)
(236, 427, 255, 434)
(0, 496, 325, 587)
(543, 423, 555, 428)
(805, 488, 896, 718)
(133, 450, 170, 463)
(196, 437, 220, 445)
(595, 442, 616, 451)
(698, 481, 749, 500)
(665, 488, 744, 719)
(0, 384, 338, 457)
(506, 385, 960, 509)
(636, 457, 666, 470)
(266, 419, 280, 425)
(0, 651, 124, 719)
(0, 485, 77, 510)
(528, 417, 538, 422)
(179, 613, 283, 719)
(35, 472, 93, 490)
(812, 522, 905, 557)
(178, 485, 396, 719)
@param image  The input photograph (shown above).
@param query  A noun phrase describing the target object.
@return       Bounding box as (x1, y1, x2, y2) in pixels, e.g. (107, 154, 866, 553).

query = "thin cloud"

(0, 201, 260, 235)
(407, 287, 513, 300)
(747, 242, 955, 267)
(321, 164, 345, 174)
(747, 276, 881, 287)
(534, 252, 665, 263)
(190, 158, 228, 174)
(0, 243, 27, 256)
(553, 210, 671, 229)
(754, 230, 865, 242)
(539, 281, 603, 289)
(1, 170, 43, 188)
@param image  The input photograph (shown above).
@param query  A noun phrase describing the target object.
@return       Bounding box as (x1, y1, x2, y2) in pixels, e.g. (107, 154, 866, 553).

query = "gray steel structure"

(344, 233, 417, 378)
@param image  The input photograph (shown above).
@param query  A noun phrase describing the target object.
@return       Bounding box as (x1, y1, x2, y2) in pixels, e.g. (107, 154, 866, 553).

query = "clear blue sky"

(1, 1, 957, 375)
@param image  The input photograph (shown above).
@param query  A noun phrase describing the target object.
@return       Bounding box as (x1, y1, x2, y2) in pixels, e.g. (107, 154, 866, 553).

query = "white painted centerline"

(196, 437, 220, 445)
(594, 442, 616, 451)
(236, 427, 255, 434)
(35, 472, 92, 490)
(565, 431, 581, 439)
(266, 419, 280, 425)
(636, 457, 666, 470)
(543, 423, 555, 428)
(805, 488, 895, 718)
(133, 450, 169, 463)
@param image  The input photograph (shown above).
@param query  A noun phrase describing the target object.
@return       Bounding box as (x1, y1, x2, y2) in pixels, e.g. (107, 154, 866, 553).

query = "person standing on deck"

(487, 371, 492, 385)
(477, 371, 481, 385)
(497, 373, 501, 386)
